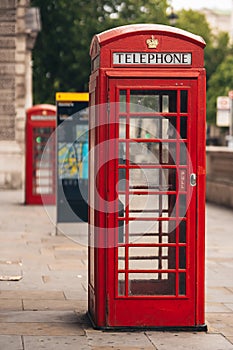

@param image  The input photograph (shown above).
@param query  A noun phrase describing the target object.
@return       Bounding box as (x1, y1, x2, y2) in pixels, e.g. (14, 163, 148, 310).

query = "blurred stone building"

(201, 8, 232, 38)
(0, 0, 40, 189)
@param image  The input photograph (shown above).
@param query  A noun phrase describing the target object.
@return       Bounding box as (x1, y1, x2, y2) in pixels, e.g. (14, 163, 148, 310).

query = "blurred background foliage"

(31, 0, 233, 124)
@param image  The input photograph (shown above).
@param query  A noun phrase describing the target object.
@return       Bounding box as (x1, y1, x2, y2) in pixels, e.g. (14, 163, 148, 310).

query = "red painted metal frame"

(88, 24, 206, 329)
(25, 104, 56, 205)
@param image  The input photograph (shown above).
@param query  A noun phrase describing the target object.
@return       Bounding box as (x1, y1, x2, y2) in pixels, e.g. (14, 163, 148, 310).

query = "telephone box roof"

(26, 104, 56, 113)
(90, 23, 206, 54)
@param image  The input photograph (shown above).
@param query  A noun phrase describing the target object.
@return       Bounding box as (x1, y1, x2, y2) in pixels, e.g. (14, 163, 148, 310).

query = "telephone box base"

(87, 313, 207, 332)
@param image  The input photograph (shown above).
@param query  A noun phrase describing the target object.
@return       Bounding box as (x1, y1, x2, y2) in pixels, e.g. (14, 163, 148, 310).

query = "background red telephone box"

(25, 104, 56, 205)
(88, 24, 206, 330)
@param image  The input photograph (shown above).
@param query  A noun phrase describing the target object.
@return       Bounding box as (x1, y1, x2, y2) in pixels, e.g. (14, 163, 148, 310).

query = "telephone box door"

(106, 77, 199, 327)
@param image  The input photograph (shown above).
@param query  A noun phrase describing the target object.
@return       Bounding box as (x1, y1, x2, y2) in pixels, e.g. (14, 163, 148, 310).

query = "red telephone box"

(25, 104, 56, 205)
(88, 24, 206, 330)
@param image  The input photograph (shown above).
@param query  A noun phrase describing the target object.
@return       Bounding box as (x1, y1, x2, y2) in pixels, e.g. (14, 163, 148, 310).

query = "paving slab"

(206, 313, 233, 337)
(41, 237, 78, 245)
(0, 299, 23, 311)
(0, 275, 48, 291)
(86, 330, 155, 349)
(0, 335, 23, 350)
(0, 310, 79, 323)
(206, 302, 233, 313)
(0, 290, 65, 300)
(40, 247, 56, 256)
(23, 299, 87, 311)
(64, 290, 87, 300)
(0, 260, 22, 281)
(91, 347, 154, 350)
(0, 322, 85, 336)
(23, 335, 90, 350)
(225, 304, 233, 311)
(54, 246, 87, 255)
(47, 261, 86, 271)
(146, 332, 233, 350)
(40, 274, 87, 293)
(206, 287, 233, 303)
(206, 267, 233, 287)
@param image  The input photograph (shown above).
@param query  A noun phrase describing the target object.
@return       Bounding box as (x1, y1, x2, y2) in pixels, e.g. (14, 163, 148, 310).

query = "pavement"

(0, 189, 233, 349)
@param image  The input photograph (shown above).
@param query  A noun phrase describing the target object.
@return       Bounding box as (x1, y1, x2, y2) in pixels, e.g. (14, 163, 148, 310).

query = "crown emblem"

(146, 35, 159, 49)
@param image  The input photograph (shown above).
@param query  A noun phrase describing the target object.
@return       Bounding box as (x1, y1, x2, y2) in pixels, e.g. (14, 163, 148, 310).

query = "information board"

(56, 92, 89, 223)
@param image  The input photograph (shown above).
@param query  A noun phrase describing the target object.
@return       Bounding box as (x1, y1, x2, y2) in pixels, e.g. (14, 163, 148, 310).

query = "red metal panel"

(25, 104, 56, 205)
(195, 70, 206, 326)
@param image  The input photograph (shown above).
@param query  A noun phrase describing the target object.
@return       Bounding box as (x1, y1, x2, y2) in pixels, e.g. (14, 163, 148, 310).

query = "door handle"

(190, 173, 196, 186)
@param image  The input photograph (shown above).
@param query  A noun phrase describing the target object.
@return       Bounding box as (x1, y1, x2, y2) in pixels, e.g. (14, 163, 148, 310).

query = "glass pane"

(165, 221, 177, 243)
(130, 92, 160, 112)
(180, 143, 187, 165)
(118, 169, 126, 191)
(129, 142, 176, 165)
(162, 117, 177, 139)
(129, 142, 159, 164)
(129, 168, 151, 190)
(122, 221, 176, 244)
(179, 221, 186, 243)
(119, 117, 126, 138)
(128, 246, 176, 270)
(128, 194, 171, 217)
(120, 90, 127, 112)
(118, 194, 126, 216)
(129, 116, 177, 140)
(118, 222, 125, 243)
(128, 221, 159, 244)
(129, 168, 172, 191)
(179, 194, 187, 218)
(118, 273, 125, 296)
(162, 95, 169, 113)
(128, 273, 176, 295)
(180, 117, 187, 139)
(128, 194, 177, 218)
(165, 143, 176, 164)
(179, 273, 186, 295)
(169, 168, 176, 191)
(180, 90, 188, 113)
(129, 246, 159, 270)
(130, 117, 159, 139)
(179, 247, 186, 269)
(119, 142, 126, 163)
(168, 195, 177, 218)
(118, 247, 125, 270)
(130, 90, 177, 113)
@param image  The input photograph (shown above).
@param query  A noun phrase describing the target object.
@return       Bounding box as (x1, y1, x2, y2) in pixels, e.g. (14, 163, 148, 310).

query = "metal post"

(228, 91, 233, 148)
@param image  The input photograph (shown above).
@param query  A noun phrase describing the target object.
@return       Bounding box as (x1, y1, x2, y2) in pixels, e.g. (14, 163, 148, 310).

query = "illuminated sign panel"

(113, 52, 192, 65)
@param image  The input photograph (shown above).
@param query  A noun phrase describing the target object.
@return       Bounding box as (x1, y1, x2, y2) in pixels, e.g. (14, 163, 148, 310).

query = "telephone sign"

(113, 52, 192, 65)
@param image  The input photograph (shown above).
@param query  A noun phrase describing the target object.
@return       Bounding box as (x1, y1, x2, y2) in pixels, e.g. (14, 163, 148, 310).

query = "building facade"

(201, 8, 232, 37)
(0, 0, 40, 189)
